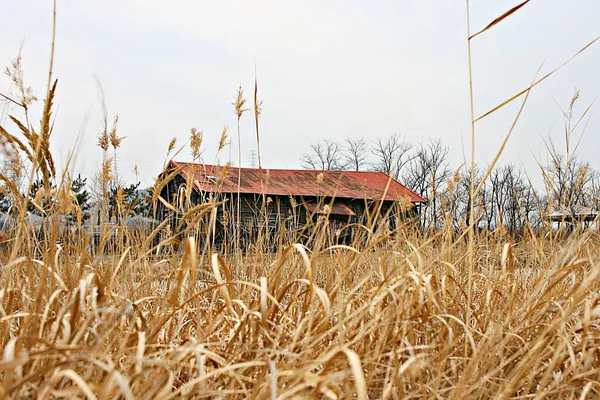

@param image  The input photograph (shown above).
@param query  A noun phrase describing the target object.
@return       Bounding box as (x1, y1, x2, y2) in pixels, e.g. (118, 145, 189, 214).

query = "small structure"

(157, 161, 426, 249)
(547, 206, 598, 231)
(84, 215, 160, 247)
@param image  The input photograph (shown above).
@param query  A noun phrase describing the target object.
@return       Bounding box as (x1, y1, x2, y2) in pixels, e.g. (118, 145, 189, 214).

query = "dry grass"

(1, 224, 600, 399)
(2, 2, 600, 399)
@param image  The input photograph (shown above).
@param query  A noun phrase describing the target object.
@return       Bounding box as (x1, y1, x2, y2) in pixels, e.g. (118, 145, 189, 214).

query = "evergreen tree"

(137, 187, 153, 218)
(0, 190, 10, 213)
(27, 175, 91, 221)
(27, 178, 55, 214)
(108, 182, 142, 222)
(71, 174, 90, 221)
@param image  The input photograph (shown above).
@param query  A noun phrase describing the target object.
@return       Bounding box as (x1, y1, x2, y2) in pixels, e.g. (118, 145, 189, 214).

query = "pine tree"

(27, 178, 55, 214)
(108, 182, 141, 222)
(71, 174, 90, 221)
(0, 190, 10, 213)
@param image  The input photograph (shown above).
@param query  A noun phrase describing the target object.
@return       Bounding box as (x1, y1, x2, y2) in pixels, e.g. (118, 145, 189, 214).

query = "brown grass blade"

(473, 63, 541, 197)
(342, 348, 367, 400)
(152, 164, 186, 204)
(253, 68, 263, 170)
(0, 125, 33, 161)
(156, 195, 181, 215)
(475, 36, 600, 122)
(8, 115, 34, 142)
(469, 0, 531, 40)
(0, 92, 24, 108)
(211, 253, 237, 317)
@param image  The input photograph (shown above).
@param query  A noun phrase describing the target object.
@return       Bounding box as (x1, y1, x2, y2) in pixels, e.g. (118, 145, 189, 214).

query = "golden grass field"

(1, 223, 600, 399)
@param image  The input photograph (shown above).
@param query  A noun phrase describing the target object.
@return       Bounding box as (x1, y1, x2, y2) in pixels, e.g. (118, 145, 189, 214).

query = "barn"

(157, 161, 426, 250)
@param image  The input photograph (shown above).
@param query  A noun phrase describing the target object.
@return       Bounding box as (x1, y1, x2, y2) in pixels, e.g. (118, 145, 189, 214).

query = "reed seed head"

(233, 85, 248, 120)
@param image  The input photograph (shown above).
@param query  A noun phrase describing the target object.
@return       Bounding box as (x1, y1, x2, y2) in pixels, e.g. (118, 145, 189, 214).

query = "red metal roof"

(169, 161, 426, 203)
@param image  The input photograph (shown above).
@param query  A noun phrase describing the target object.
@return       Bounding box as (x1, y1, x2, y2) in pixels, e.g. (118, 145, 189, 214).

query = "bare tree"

(371, 133, 414, 179)
(541, 89, 597, 217)
(300, 139, 345, 170)
(543, 151, 594, 211)
(401, 139, 451, 228)
(485, 165, 539, 235)
(590, 172, 600, 212)
(518, 182, 541, 232)
(343, 137, 369, 171)
(453, 165, 485, 231)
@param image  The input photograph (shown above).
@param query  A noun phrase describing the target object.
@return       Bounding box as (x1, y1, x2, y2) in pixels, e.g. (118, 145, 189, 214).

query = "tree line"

(299, 133, 600, 235)
(0, 171, 152, 225)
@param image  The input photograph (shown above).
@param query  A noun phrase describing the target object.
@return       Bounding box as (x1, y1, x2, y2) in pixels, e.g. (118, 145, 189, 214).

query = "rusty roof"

(169, 161, 426, 203)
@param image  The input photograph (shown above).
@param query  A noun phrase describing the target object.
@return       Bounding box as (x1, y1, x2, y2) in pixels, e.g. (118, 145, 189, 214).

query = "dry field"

(1, 223, 600, 399)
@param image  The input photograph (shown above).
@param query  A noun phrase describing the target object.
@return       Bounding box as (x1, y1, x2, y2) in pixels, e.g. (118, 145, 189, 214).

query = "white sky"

(1, 0, 599, 189)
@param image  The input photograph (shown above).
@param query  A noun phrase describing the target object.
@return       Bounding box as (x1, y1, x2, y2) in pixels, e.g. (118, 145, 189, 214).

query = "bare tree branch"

(300, 139, 345, 170)
(371, 133, 414, 179)
(343, 137, 369, 171)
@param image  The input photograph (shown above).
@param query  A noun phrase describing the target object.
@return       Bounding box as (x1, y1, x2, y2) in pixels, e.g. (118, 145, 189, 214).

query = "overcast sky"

(1, 0, 599, 188)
